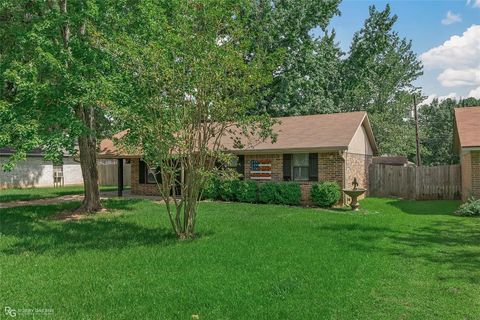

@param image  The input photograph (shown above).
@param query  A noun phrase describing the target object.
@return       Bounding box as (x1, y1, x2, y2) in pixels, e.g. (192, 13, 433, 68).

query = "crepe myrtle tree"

(118, 0, 278, 239)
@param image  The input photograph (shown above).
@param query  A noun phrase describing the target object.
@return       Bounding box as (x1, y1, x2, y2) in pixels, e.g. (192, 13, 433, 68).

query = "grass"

(1, 198, 479, 319)
(0, 185, 119, 203)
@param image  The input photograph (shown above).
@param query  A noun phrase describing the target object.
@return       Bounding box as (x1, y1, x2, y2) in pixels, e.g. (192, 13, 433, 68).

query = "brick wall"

(244, 154, 283, 181)
(344, 152, 373, 199)
(131, 152, 351, 205)
(318, 152, 344, 187)
(130, 158, 160, 196)
(472, 151, 480, 199)
(461, 151, 472, 201)
(244, 152, 345, 205)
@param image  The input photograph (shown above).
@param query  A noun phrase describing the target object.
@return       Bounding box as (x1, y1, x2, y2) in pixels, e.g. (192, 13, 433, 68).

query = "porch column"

(117, 158, 124, 197)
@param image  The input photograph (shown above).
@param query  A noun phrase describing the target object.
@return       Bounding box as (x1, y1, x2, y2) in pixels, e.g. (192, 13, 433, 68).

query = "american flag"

(250, 159, 272, 180)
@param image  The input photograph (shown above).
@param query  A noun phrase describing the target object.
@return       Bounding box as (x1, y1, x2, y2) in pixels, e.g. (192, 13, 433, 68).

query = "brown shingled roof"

(98, 130, 133, 158)
(98, 111, 377, 158)
(219, 111, 376, 153)
(454, 107, 480, 148)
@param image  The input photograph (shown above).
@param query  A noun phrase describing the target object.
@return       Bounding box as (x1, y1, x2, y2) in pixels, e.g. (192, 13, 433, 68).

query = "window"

(139, 160, 157, 184)
(147, 168, 157, 184)
(218, 155, 245, 179)
(292, 153, 309, 181)
(228, 156, 238, 169)
(53, 165, 64, 187)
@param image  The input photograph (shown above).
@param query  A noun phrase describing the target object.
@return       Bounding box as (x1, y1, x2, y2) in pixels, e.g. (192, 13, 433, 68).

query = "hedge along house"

(454, 107, 480, 201)
(98, 111, 378, 204)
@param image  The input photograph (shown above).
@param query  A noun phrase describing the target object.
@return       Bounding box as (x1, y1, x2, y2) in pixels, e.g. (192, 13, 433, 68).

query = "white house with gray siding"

(0, 148, 83, 189)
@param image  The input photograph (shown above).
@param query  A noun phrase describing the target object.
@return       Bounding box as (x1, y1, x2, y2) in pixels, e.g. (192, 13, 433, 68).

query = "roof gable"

(454, 107, 480, 148)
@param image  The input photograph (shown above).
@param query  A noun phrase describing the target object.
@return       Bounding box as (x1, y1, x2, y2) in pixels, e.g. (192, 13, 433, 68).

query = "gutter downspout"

(339, 150, 347, 206)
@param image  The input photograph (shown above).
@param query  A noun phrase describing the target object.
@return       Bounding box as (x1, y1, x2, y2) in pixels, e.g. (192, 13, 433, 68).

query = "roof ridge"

(274, 111, 366, 120)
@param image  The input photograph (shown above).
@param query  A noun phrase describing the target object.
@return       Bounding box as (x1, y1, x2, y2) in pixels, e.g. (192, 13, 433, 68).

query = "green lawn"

(1, 198, 479, 319)
(0, 185, 119, 202)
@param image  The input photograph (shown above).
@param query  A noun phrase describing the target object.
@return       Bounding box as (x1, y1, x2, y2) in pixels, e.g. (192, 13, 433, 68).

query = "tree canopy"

(419, 98, 480, 166)
(116, 0, 278, 238)
(0, 0, 158, 211)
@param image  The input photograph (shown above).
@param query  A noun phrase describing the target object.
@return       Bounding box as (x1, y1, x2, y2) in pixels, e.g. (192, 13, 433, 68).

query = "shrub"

(455, 197, 480, 216)
(237, 181, 258, 203)
(258, 182, 278, 204)
(277, 182, 301, 206)
(259, 182, 301, 205)
(201, 178, 220, 200)
(311, 182, 341, 208)
(218, 179, 239, 202)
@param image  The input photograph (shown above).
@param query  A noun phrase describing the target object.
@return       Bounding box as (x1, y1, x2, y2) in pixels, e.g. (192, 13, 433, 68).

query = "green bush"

(311, 182, 341, 208)
(201, 178, 220, 200)
(258, 182, 278, 204)
(205, 179, 301, 206)
(277, 182, 302, 206)
(237, 181, 258, 203)
(218, 179, 239, 202)
(259, 182, 301, 205)
(455, 197, 480, 216)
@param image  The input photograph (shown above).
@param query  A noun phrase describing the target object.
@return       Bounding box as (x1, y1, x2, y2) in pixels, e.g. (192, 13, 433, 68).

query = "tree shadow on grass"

(316, 219, 480, 284)
(387, 219, 480, 283)
(387, 199, 461, 215)
(0, 186, 118, 203)
(0, 199, 210, 256)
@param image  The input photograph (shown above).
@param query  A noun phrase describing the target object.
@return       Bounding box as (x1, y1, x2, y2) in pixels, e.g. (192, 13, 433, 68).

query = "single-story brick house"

(454, 107, 480, 201)
(99, 111, 378, 204)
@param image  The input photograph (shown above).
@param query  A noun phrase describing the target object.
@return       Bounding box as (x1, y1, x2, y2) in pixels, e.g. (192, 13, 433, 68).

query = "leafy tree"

(369, 93, 418, 159)
(339, 4, 422, 157)
(246, 0, 342, 116)
(419, 98, 480, 165)
(117, 0, 277, 238)
(341, 4, 422, 113)
(0, 1, 155, 211)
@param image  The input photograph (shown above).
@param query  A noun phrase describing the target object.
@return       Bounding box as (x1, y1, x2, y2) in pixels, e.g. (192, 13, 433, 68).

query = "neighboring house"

(454, 107, 480, 201)
(372, 156, 410, 167)
(99, 111, 377, 204)
(0, 148, 83, 188)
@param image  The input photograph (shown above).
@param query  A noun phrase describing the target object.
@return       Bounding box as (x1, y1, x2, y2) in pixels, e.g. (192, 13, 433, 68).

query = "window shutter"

(156, 167, 162, 184)
(139, 159, 146, 184)
(236, 155, 245, 180)
(309, 153, 318, 181)
(283, 154, 292, 181)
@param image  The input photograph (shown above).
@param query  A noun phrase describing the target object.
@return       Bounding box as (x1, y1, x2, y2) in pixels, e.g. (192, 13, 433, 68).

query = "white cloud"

(420, 25, 480, 69)
(441, 11, 462, 25)
(466, 0, 480, 8)
(420, 24, 480, 100)
(468, 86, 480, 98)
(420, 93, 460, 105)
(437, 66, 480, 87)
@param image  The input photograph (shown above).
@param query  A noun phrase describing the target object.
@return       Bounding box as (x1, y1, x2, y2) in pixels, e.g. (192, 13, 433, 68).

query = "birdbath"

(342, 178, 366, 211)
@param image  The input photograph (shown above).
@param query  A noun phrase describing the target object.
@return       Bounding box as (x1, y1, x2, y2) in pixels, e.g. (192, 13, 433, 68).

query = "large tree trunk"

(58, 0, 100, 212)
(76, 104, 102, 212)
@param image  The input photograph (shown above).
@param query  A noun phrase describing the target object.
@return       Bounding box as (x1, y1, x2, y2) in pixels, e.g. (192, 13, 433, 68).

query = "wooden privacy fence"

(369, 164, 461, 200)
(97, 163, 131, 186)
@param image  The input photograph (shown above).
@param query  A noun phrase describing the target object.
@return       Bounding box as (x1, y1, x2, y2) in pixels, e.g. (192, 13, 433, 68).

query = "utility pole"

(413, 95, 421, 167)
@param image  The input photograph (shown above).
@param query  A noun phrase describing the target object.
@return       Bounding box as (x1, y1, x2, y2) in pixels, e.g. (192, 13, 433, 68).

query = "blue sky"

(318, 0, 480, 100)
